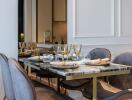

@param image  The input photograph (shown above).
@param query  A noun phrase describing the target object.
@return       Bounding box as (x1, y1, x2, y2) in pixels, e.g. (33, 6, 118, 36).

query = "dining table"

(19, 58, 132, 100)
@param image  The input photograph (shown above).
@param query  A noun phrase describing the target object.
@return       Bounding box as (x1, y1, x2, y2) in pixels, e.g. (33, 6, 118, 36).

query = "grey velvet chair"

(82, 52, 132, 100)
(87, 48, 111, 60)
(0, 53, 71, 100)
(0, 53, 15, 100)
(59, 48, 111, 93)
(109, 52, 132, 90)
(9, 58, 36, 100)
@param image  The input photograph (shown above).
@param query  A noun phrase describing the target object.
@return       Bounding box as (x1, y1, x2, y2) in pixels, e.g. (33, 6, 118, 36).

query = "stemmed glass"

(19, 42, 22, 53)
(54, 44, 72, 61)
(57, 44, 62, 56)
(73, 44, 82, 60)
(61, 44, 72, 61)
(64, 44, 72, 60)
(19, 42, 26, 53)
(61, 45, 68, 61)
(22, 42, 26, 51)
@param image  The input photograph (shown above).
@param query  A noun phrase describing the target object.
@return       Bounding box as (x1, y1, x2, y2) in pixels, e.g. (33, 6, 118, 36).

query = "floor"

(67, 90, 88, 100)
(32, 78, 89, 100)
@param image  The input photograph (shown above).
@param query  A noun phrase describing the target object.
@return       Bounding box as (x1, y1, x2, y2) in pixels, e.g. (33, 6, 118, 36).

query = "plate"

(28, 56, 43, 62)
(50, 65, 79, 69)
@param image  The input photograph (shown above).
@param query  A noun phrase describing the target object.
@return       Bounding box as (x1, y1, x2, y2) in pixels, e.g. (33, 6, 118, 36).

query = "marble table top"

(23, 59, 132, 77)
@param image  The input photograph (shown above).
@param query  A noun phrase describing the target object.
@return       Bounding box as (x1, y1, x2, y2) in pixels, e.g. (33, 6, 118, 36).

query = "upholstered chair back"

(0, 53, 15, 100)
(87, 48, 111, 60)
(110, 52, 132, 89)
(8, 58, 36, 100)
(113, 52, 132, 65)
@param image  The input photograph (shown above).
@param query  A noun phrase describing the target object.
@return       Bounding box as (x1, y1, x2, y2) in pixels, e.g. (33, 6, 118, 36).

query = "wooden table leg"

(93, 77, 97, 100)
(28, 67, 31, 76)
(24, 64, 27, 72)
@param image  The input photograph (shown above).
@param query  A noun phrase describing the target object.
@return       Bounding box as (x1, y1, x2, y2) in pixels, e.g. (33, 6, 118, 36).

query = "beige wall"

(24, 0, 32, 42)
(24, 0, 67, 43)
(37, 0, 52, 42)
(53, 0, 66, 21)
(24, 0, 36, 42)
(53, 22, 67, 43)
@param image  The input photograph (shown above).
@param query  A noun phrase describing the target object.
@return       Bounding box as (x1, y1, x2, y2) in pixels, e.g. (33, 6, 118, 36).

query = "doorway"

(19, 0, 67, 44)
(18, 0, 24, 42)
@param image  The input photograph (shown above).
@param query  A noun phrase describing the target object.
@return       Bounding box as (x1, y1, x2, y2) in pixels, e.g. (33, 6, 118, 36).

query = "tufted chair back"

(0, 53, 15, 100)
(109, 52, 132, 89)
(8, 58, 36, 100)
(87, 48, 111, 60)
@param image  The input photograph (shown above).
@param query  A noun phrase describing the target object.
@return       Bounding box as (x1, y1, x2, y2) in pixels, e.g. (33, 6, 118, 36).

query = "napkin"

(50, 61, 83, 66)
(82, 58, 110, 65)
(28, 56, 44, 60)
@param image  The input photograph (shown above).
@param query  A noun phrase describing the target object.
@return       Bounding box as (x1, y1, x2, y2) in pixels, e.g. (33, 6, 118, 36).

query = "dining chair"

(58, 48, 111, 94)
(18, 45, 55, 87)
(0, 53, 15, 100)
(0, 53, 71, 100)
(87, 48, 111, 60)
(82, 52, 132, 100)
(35, 47, 57, 87)
(109, 52, 132, 90)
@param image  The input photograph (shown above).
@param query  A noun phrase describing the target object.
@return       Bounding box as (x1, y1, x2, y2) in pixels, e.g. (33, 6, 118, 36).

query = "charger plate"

(50, 65, 79, 69)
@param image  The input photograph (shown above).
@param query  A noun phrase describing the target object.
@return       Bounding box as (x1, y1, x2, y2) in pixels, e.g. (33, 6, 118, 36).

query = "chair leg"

(65, 88, 67, 95)
(57, 78, 60, 93)
(40, 77, 42, 81)
(104, 76, 109, 84)
(50, 78, 54, 88)
(48, 78, 50, 86)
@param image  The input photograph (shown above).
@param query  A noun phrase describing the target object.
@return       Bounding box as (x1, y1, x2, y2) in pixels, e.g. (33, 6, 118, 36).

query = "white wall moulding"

(73, 0, 115, 38)
(120, 0, 132, 37)
(68, 0, 132, 45)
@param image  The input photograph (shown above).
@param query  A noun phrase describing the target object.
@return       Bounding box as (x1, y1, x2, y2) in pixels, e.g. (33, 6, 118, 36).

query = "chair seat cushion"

(60, 79, 89, 89)
(116, 92, 132, 100)
(82, 80, 121, 99)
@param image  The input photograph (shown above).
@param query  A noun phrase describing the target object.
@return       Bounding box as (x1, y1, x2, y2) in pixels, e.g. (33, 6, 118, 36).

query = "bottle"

(61, 40, 64, 44)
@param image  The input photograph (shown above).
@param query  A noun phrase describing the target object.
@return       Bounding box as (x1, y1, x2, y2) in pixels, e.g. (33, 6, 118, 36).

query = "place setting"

(45, 44, 111, 70)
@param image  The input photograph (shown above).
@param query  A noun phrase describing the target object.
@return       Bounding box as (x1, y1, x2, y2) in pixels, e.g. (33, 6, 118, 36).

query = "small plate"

(50, 65, 79, 69)
(28, 56, 43, 62)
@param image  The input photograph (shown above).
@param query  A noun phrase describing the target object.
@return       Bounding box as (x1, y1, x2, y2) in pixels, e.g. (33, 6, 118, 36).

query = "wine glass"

(56, 44, 65, 61)
(19, 42, 26, 53)
(63, 44, 72, 60)
(22, 42, 26, 51)
(57, 44, 62, 54)
(73, 44, 82, 60)
(19, 42, 22, 53)
(61, 45, 67, 61)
